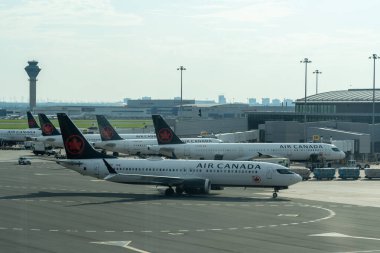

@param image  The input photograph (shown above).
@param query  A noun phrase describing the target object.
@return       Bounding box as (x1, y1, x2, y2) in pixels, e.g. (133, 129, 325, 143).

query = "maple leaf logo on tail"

(42, 123, 53, 135)
(65, 135, 85, 155)
(158, 128, 173, 143)
(100, 126, 113, 140)
(28, 120, 36, 127)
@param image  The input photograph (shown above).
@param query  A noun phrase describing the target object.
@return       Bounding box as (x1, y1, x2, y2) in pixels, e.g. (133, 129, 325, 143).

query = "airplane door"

(184, 145, 190, 157)
(287, 148, 292, 158)
(266, 169, 273, 179)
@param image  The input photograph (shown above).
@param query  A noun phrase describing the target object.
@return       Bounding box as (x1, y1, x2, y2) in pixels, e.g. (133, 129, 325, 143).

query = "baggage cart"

(313, 168, 336, 180)
(290, 167, 311, 180)
(338, 167, 360, 180)
(364, 168, 380, 179)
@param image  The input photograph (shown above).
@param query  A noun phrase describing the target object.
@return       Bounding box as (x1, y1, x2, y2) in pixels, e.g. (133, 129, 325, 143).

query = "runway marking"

(278, 214, 299, 217)
(91, 241, 151, 253)
(310, 232, 380, 241)
(334, 251, 380, 253)
(0, 202, 336, 235)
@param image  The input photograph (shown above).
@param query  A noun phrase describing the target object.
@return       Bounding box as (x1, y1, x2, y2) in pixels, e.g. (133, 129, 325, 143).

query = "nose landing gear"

(272, 186, 287, 199)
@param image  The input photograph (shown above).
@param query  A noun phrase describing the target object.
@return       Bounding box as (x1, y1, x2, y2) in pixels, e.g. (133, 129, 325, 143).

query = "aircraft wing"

(157, 147, 176, 158)
(55, 160, 83, 166)
(236, 152, 277, 161)
(44, 137, 57, 142)
(104, 173, 186, 186)
(256, 152, 276, 158)
(97, 142, 116, 148)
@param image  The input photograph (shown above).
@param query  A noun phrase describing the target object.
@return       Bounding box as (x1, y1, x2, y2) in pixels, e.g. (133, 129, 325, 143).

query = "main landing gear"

(165, 187, 175, 196)
(165, 186, 185, 196)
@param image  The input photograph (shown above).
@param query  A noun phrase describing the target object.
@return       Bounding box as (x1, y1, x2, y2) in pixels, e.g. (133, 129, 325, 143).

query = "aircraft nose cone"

(340, 151, 346, 159)
(294, 174, 302, 184)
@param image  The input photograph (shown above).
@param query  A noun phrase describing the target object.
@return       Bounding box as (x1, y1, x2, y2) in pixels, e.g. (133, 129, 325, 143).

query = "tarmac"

(0, 150, 379, 253)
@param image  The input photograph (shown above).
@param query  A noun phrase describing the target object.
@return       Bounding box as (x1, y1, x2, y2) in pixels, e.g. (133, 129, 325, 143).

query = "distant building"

(123, 98, 130, 104)
(127, 99, 195, 116)
(218, 95, 226, 104)
(248, 98, 257, 106)
(272, 99, 281, 106)
(283, 99, 294, 107)
(141, 96, 151, 100)
(262, 98, 270, 106)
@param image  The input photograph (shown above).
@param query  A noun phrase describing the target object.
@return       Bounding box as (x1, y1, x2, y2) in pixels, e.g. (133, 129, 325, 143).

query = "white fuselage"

(93, 138, 223, 155)
(0, 129, 42, 142)
(148, 143, 346, 161)
(57, 158, 302, 188)
(32, 133, 157, 148)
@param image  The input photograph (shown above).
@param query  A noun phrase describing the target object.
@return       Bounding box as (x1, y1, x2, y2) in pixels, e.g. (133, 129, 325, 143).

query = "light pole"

(313, 69, 322, 94)
(177, 66, 186, 117)
(301, 58, 312, 121)
(301, 58, 311, 142)
(369, 54, 378, 158)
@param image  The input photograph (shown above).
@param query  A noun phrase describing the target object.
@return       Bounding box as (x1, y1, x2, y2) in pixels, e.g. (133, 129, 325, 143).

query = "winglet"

(27, 111, 40, 129)
(57, 113, 115, 160)
(151, 115, 184, 145)
(38, 114, 61, 136)
(102, 159, 117, 174)
(96, 115, 123, 141)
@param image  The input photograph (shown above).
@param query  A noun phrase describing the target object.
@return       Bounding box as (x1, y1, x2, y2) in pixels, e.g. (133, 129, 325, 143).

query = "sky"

(1, 0, 380, 104)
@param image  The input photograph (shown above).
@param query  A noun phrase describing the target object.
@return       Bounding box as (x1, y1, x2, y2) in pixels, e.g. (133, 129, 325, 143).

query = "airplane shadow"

(0, 190, 291, 206)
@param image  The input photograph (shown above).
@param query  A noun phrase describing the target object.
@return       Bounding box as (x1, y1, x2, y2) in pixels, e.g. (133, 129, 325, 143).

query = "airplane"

(31, 114, 158, 148)
(148, 115, 346, 161)
(93, 115, 222, 156)
(0, 111, 42, 146)
(55, 113, 302, 198)
(29, 113, 99, 148)
(28, 113, 63, 148)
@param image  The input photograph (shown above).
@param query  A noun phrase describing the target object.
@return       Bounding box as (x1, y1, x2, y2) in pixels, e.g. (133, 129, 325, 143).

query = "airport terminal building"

(248, 89, 380, 129)
(247, 89, 380, 160)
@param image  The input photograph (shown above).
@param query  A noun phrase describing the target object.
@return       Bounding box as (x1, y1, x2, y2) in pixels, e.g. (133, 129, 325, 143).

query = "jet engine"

(182, 178, 211, 194)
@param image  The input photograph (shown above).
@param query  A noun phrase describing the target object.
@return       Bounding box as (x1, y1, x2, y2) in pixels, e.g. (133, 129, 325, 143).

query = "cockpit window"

(276, 169, 294, 174)
(332, 147, 340, 152)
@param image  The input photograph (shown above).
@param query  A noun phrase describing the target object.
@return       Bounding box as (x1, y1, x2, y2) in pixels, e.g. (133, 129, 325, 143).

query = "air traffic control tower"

(24, 61, 41, 111)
